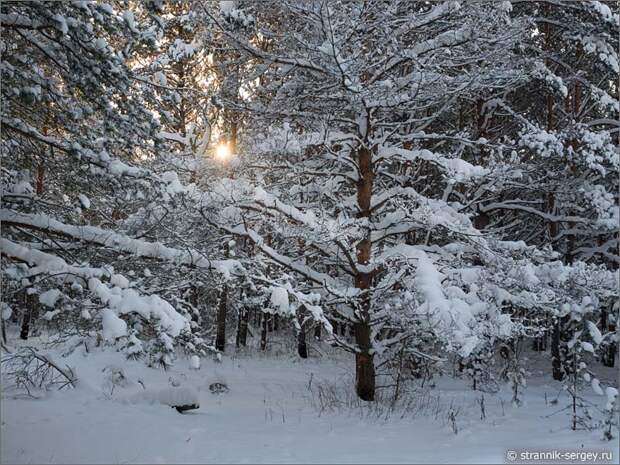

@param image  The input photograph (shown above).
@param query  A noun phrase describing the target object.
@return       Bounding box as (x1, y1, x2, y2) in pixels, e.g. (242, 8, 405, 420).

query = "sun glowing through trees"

(215, 143, 231, 161)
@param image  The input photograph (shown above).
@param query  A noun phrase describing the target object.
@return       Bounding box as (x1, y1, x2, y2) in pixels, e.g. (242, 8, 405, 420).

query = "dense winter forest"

(0, 0, 618, 463)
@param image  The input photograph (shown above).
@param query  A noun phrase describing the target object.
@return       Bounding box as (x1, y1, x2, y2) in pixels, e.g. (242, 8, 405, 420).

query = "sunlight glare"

(216, 143, 230, 160)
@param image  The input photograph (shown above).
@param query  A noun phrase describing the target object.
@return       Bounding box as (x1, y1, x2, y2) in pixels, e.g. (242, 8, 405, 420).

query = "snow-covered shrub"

(1, 347, 76, 397)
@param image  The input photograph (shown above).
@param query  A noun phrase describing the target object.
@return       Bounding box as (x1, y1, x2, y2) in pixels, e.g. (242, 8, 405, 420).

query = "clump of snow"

(157, 387, 199, 407)
(1, 303, 12, 320)
(88, 277, 188, 337)
(110, 274, 129, 289)
(122, 11, 138, 33)
(580, 34, 619, 73)
(269, 286, 290, 314)
(161, 171, 186, 196)
(189, 355, 201, 370)
(220, 0, 234, 13)
(52, 14, 68, 35)
(42, 310, 60, 321)
(99, 3, 114, 15)
(377, 146, 488, 182)
(39, 289, 61, 307)
(101, 308, 128, 341)
(168, 39, 197, 61)
(580, 341, 594, 353)
(8, 180, 33, 195)
(78, 194, 90, 209)
(586, 321, 603, 345)
(519, 127, 563, 158)
(591, 378, 604, 396)
(94, 38, 108, 51)
(605, 387, 618, 410)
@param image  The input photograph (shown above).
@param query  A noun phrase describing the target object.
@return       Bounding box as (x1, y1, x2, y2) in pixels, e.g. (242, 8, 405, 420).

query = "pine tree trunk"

(330, 319, 338, 336)
(37, 127, 48, 196)
(354, 322, 375, 401)
(532, 319, 547, 351)
(353, 143, 376, 402)
(237, 308, 249, 347)
(188, 284, 200, 325)
(260, 313, 268, 351)
(231, 119, 238, 154)
(313, 324, 321, 341)
(297, 328, 308, 359)
(215, 284, 227, 352)
(20, 309, 31, 340)
(235, 309, 242, 348)
(603, 314, 616, 368)
(551, 318, 563, 381)
(19, 290, 36, 340)
(1, 316, 6, 345)
(36, 164, 45, 195)
(216, 242, 232, 352)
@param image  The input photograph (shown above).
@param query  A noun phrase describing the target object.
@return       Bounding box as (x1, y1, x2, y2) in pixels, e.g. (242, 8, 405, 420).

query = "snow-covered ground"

(1, 342, 618, 464)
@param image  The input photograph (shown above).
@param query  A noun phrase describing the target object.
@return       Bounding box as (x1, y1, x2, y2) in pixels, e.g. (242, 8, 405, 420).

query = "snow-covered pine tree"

(201, 0, 605, 400)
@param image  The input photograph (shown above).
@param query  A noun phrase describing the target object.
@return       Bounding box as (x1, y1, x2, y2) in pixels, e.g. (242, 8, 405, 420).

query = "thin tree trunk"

(235, 309, 242, 348)
(532, 317, 547, 351)
(354, 321, 375, 401)
(313, 324, 321, 341)
(551, 318, 563, 381)
(188, 284, 200, 325)
(260, 313, 268, 351)
(297, 327, 308, 359)
(215, 283, 228, 352)
(1, 313, 6, 344)
(20, 308, 31, 341)
(37, 127, 49, 196)
(20, 290, 36, 340)
(230, 119, 238, 154)
(604, 325, 616, 368)
(330, 319, 338, 336)
(237, 307, 249, 347)
(36, 164, 44, 195)
(216, 242, 232, 352)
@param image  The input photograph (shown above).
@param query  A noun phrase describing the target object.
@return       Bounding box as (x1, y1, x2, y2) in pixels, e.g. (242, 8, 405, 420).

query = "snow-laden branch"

(1, 237, 107, 280)
(203, 215, 359, 299)
(375, 146, 488, 182)
(1, 117, 146, 178)
(480, 202, 590, 224)
(0, 13, 46, 30)
(1, 210, 241, 277)
(203, 7, 331, 76)
(1, 238, 190, 338)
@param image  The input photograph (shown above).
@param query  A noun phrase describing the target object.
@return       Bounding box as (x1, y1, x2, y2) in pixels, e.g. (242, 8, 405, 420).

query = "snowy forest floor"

(1, 336, 618, 464)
